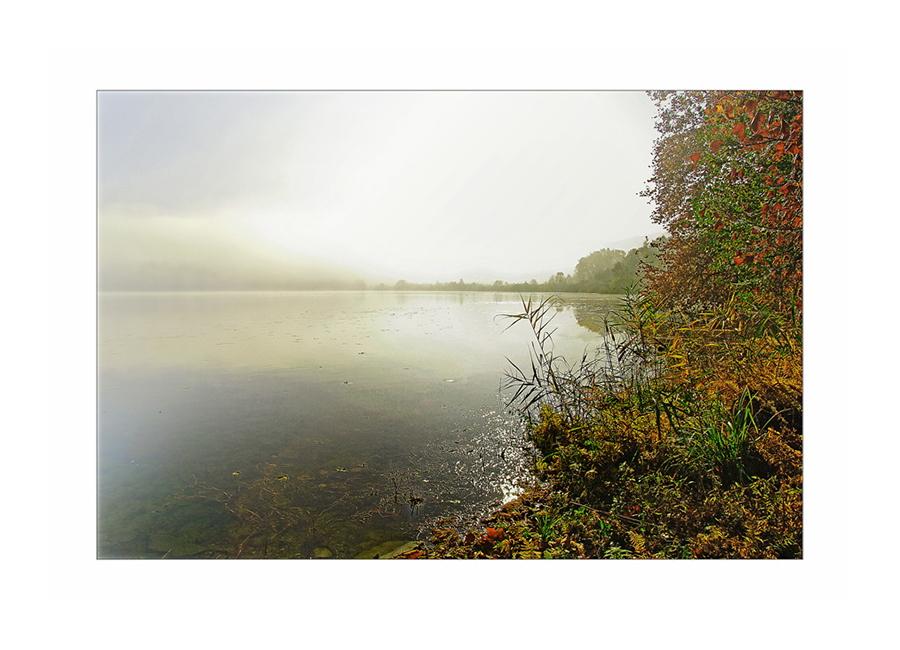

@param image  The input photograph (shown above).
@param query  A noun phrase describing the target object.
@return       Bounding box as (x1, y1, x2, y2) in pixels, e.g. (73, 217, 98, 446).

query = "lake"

(97, 290, 618, 558)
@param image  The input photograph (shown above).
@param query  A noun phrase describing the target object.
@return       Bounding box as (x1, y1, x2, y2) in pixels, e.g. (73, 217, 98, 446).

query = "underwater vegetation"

(142, 458, 408, 559)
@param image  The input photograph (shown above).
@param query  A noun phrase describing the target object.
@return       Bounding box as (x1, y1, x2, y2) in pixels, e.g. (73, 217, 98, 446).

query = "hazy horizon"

(98, 91, 663, 289)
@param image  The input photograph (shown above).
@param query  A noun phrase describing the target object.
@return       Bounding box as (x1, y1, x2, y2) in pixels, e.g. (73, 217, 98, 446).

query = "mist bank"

(98, 213, 375, 292)
(98, 263, 370, 292)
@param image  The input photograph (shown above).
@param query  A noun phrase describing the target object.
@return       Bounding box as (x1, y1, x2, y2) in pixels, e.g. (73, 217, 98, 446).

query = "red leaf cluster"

(485, 527, 505, 542)
(643, 90, 802, 316)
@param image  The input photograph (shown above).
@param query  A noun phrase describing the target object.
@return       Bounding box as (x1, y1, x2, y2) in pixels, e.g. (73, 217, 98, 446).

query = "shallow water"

(97, 290, 617, 558)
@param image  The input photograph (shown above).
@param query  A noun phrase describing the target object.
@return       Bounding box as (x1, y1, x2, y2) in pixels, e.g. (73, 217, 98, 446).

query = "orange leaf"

(751, 111, 766, 133)
(710, 139, 724, 153)
(734, 256, 745, 265)
(485, 527, 504, 542)
(744, 99, 758, 115)
(732, 122, 746, 141)
(689, 153, 701, 164)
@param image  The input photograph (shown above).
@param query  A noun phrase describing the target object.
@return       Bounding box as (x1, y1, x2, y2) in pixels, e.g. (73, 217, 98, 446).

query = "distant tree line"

(378, 238, 664, 294)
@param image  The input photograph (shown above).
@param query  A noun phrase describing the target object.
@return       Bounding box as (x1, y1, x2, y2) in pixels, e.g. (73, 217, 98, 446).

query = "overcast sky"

(98, 91, 663, 288)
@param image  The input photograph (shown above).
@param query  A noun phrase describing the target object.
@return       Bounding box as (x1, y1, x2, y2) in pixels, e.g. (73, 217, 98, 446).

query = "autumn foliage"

(642, 90, 802, 321)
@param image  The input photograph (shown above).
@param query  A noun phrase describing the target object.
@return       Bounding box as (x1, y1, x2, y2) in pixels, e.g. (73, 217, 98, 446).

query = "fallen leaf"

(751, 110, 766, 133)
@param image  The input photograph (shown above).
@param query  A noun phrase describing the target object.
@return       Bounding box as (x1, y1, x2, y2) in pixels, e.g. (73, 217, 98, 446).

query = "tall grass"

(500, 294, 609, 424)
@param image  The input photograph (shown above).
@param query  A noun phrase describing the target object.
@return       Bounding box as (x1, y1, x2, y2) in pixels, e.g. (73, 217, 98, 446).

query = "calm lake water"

(97, 290, 617, 558)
